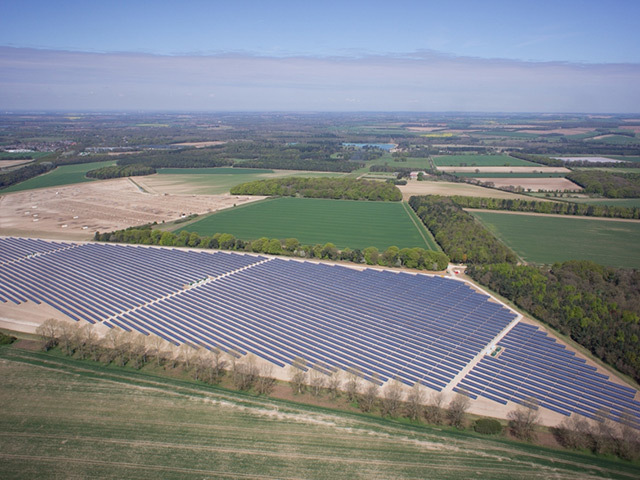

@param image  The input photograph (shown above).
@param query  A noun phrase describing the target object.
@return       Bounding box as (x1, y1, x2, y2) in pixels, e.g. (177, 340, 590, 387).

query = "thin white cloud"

(0, 47, 638, 112)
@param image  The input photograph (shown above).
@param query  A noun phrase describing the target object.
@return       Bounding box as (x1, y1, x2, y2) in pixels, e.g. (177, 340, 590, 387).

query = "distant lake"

(343, 143, 396, 151)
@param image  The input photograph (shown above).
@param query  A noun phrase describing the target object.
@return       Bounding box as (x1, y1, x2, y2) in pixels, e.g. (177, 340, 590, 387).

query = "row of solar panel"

(455, 323, 640, 427)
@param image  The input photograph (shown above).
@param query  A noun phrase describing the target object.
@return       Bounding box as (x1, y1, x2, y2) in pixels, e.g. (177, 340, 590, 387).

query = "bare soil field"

(0, 159, 33, 169)
(171, 141, 227, 148)
(398, 180, 542, 201)
(516, 127, 596, 135)
(0, 178, 264, 240)
(620, 126, 640, 133)
(477, 177, 582, 192)
(406, 126, 445, 132)
(437, 166, 571, 173)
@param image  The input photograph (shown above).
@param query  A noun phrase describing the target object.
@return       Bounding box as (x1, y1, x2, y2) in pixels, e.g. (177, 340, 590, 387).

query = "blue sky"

(1, 0, 639, 112)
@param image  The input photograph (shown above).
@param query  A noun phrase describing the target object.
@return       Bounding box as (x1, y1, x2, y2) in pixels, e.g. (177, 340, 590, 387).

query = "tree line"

(409, 195, 517, 264)
(567, 170, 640, 198)
(86, 164, 156, 179)
(0, 161, 54, 189)
(449, 195, 640, 219)
(29, 319, 534, 438)
(229, 177, 402, 201)
(34, 318, 638, 459)
(94, 226, 449, 271)
(467, 260, 640, 384)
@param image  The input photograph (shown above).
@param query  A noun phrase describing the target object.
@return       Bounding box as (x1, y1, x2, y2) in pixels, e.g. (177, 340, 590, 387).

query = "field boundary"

(401, 201, 440, 250)
(463, 208, 640, 223)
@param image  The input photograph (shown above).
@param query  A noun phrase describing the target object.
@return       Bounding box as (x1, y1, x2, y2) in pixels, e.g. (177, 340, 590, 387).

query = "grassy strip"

(1, 346, 637, 479)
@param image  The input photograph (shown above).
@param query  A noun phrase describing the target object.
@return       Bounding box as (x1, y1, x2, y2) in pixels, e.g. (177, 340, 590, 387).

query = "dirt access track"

(0, 177, 264, 241)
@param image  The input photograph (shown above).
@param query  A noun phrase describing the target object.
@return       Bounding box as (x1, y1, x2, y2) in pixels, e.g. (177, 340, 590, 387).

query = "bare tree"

(166, 343, 182, 369)
(101, 328, 122, 364)
(289, 356, 307, 395)
(115, 331, 134, 366)
(35, 318, 60, 351)
(309, 365, 326, 397)
(58, 321, 76, 356)
(233, 354, 259, 390)
(128, 333, 148, 369)
(554, 413, 592, 450)
(208, 347, 228, 384)
(179, 343, 195, 370)
(405, 382, 425, 422)
(192, 352, 209, 381)
(591, 408, 616, 455)
(72, 324, 89, 359)
(616, 410, 640, 461)
(326, 369, 342, 399)
(508, 397, 540, 441)
(360, 377, 380, 413)
(424, 391, 444, 425)
(344, 367, 361, 403)
(84, 325, 100, 361)
(382, 378, 404, 417)
(255, 363, 276, 395)
(149, 335, 166, 367)
(447, 391, 471, 429)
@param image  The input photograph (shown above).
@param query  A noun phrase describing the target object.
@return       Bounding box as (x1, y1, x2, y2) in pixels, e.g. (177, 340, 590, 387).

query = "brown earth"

(475, 177, 582, 192)
(0, 177, 265, 240)
(516, 127, 596, 135)
(0, 159, 34, 169)
(171, 141, 227, 148)
(397, 180, 543, 201)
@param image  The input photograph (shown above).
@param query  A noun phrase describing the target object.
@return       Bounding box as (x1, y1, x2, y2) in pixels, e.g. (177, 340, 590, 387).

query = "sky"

(1, 0, 639, 112)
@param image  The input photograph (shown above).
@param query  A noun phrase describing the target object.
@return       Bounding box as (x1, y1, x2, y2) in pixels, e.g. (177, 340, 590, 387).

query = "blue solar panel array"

(0, 238, 265, 322)
(2, 236, 638, 427)
(111, 258, 516, 389)
(454, 322, 640, 428)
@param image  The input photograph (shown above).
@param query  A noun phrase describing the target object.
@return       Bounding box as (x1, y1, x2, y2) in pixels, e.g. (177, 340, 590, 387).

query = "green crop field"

(565, 198, 640, 208)
(610, 156, 640, 163)
(158, 167, 274, 175)
(367, 157, 431, 169)
(588, 135, 640, 145)
(1, 160, 116, 193)
(471, 211, 640, 268)
(176, 197, 439, 250)
(1, 347, 636, 480)
(150, 170, 344, 195)
(433, 154, 539, 167)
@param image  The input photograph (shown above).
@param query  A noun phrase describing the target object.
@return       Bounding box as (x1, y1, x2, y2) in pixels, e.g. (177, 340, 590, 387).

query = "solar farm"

(1, 236, 639, 429)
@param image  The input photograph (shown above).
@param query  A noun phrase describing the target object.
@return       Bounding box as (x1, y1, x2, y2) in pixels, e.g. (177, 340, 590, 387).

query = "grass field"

(366, 156, 431, 169)
(1, 160, 116, 193)
(1, 346, 636, 480)
(565, 198, 640, 208)
(433, 155, 539, 167)
(610, 156, 640, 163)
(471, 211, 640, 268)
(140, 170, 344, 195)
(176, 197, 439, 250)
(587, 135, 640, 145)
(158, 167, 274, 175)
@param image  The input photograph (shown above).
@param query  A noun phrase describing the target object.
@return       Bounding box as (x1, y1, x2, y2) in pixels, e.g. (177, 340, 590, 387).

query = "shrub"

(474, 418, 502, 435)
